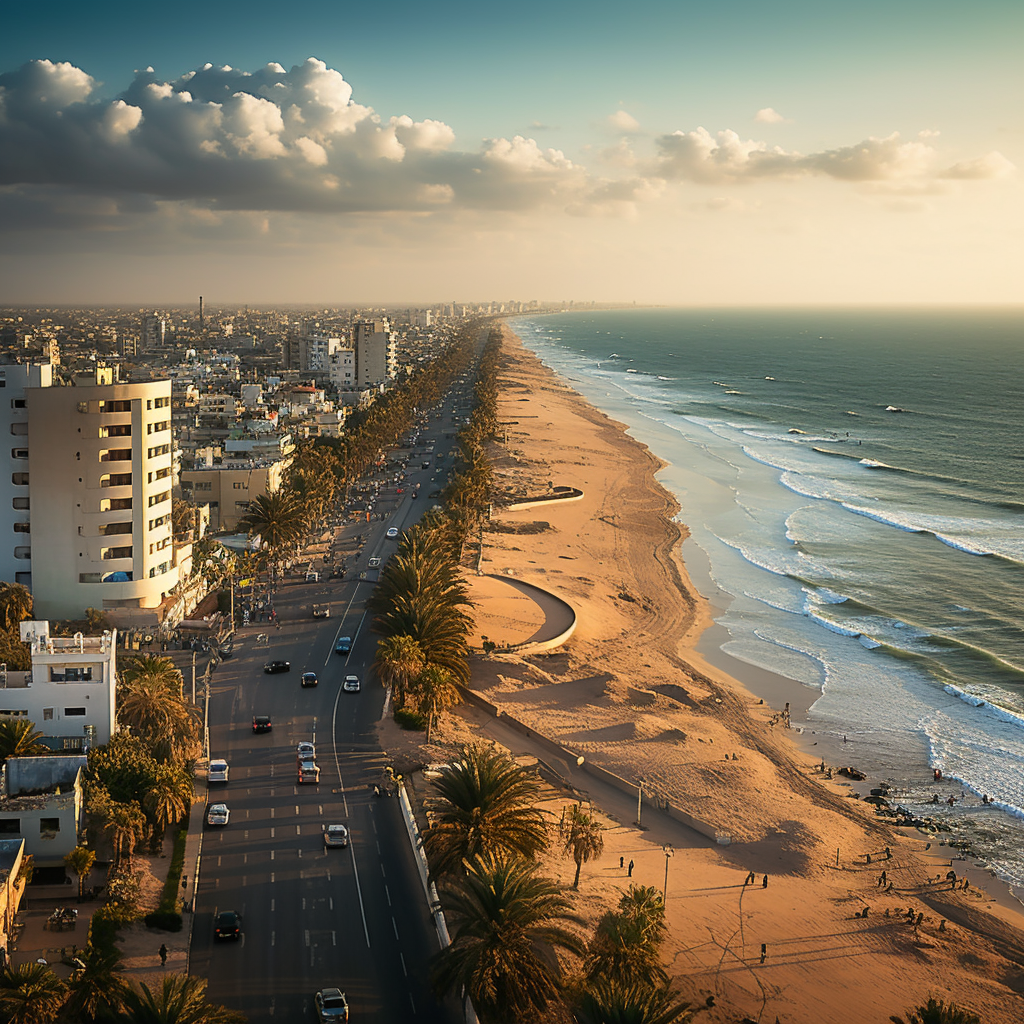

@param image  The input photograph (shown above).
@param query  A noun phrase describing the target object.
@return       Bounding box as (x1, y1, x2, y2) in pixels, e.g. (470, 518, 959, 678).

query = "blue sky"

(0, 0, 1021, 304)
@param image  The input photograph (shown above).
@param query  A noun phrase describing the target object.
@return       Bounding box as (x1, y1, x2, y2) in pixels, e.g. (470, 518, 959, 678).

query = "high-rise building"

(298, 331, 343, 373)
(0, 365, 187, 621)
(142, 314, 166, 352)
(352, 318, 397, 386)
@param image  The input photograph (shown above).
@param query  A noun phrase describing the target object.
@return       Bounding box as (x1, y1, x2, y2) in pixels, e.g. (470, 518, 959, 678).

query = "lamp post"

(663, 844, 674, 899)
(636, 776, 646, 827)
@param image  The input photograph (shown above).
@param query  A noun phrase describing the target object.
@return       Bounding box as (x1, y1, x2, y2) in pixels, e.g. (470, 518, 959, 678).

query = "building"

(179, 455, 291, 532)
(142, 314, 166, 352)
(327, 347, 357, 389)
(0, 756, 87, 867)
(353, 319, 397, 386)
(0, 362, 53, 589)
(24, 366, 188, 621)
(0, 621, 117, 750)
(0, 838, 27, 963)
(298, 332, 343, 373)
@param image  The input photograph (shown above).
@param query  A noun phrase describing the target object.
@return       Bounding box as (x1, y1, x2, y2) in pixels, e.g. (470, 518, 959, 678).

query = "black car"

(263, 660, 291, 674)
(252, 715, 272, 733)
(335, 636, 352, 655)
(301, 672, 318, 688)
(214, 910, 241, 940)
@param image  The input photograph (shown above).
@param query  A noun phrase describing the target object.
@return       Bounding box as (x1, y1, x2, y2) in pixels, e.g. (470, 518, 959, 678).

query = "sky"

(0, 0, 1021, 306)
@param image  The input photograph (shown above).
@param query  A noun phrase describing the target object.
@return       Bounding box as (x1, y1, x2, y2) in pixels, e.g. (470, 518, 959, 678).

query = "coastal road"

(189, 403, 468, 1022)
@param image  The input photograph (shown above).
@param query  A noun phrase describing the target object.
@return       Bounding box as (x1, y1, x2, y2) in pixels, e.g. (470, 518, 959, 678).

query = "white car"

(386, 527, 399, 539)
(206, 804, 230, 827)
(343, 675, 361, 693)
(368, 556, 381, 568)
(297, 741, 316, 763)
(323, 824, 350, 848)
(208, 759, 229, 783)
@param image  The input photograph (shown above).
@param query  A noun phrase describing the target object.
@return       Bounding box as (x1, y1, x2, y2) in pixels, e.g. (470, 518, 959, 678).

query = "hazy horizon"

(2, 1, 1021, 306)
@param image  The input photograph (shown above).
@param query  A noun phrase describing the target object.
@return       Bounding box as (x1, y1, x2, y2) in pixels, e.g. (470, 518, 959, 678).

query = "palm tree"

(0, 581, 33, 631)
(64, 845, 97, 901)
(117, 671, 200, 765)
(0, 962, 67, 1024)
(574, 978, 693, 1024)
(891, 998, 981, 1024)
(432, 854, 585, 1024)
(424, 746, 548, 878)
(0, 719, 48, 759)
(63, 943, 127, 1022)
(119, 974, 246, 1023)
(101, 800, 147, 875)
(119, 654, 181, 690)
(237, 491, 307, 574)
(373, 634, 426, 710)
(145, 764, 194, 846)
(586, 911, 668, 988)
(415, 664, 461, 743)
(558, 803, 605, 889)
(617, 885, 667, 946)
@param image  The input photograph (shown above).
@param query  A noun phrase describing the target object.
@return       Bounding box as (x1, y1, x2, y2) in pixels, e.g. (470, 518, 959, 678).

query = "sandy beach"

(454, 323, 1024, 1024)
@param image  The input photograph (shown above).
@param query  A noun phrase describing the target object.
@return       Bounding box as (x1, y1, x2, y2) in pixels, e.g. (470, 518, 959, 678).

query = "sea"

(510, 307, 1024, 891)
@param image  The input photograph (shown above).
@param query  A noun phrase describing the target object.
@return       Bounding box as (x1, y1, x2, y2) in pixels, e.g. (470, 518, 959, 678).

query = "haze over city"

(2, 0, 1021, 306)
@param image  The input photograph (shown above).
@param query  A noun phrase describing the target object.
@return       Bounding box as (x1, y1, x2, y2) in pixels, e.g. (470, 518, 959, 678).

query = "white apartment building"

(0, 363, 52, 589)
(179, 455, 291, 532)
(353, 319, 398, 386)
(0, 621, 117, 750)
(299, 332, 343, 373)
(24, 367, 186, 621)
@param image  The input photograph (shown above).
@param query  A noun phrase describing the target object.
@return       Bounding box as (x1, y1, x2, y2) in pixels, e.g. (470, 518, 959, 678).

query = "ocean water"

(510, 308, 1024, 890)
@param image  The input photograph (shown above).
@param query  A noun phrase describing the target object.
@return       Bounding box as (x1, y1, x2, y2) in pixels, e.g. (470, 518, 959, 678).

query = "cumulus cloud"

(940, 151, 1015, 180)
(607, 109, 640, 133)
(754, 107, 787, 124)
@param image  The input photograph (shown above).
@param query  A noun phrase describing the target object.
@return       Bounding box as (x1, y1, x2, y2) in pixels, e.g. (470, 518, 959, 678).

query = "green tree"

(88, 734, 159, 805)
(558, 803, 605, 889)
(890, 998, 982, 1024)
(0, 719, 48, 759)
(144, 764, 194, 847)
(119, 974, 246, 1024)
(415, 664, 461, 744)
(116, 664, 199, 765)
(617, 885, 667, 947)
(373, 634, 426, 710)
(424, 746, 548, 879)
(237, 491, 308, 570)
(0, 962, 67, 1024)
(432, 855, 585, 1024)
(586, 911, 668, 989)
(574, 978, 693, 1024)
(100, 801, 147, 876)
(63, 943, 127, 1023)
(0, 582, 32, 632)
(64, 845, 97, 901)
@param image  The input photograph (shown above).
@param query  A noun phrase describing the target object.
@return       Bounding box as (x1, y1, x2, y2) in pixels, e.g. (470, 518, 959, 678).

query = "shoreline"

(463, 320, 1024, 1023)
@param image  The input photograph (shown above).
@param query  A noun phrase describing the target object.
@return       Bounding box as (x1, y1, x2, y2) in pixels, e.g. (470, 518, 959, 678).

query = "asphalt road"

(190, 395, 473, 1023)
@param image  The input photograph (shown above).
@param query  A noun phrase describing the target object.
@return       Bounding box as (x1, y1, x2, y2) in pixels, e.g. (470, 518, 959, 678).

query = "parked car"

(206, 804, 230, 827)
(301, 671, 318, 688)
(252, 715, 272, 733)
(214, 910, 241, 940)
(323, 824, 350, 848)
(263, 660, 291, 674)
(208, 759, 229, 783)
(343, 675, 361, 693)
(315, 989, 349, 1023)
(335, 636, 352, 655)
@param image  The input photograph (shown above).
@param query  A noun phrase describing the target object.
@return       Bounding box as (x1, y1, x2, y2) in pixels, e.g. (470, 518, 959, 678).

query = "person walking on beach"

(619, 856, 624, 869)
(159, 944, 167, 967)
(760, 943, 767, 964)
(762, 874, 769, 888)
(628, 859, 634, 878)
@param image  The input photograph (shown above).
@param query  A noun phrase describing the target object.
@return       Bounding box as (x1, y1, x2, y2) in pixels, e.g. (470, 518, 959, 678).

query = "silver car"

(208, 759, 229, 783)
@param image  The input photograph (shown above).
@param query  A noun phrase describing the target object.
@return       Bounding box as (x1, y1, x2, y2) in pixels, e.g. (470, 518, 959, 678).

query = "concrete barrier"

(500, 488, 584, 512)
(479, 574, 577, 655)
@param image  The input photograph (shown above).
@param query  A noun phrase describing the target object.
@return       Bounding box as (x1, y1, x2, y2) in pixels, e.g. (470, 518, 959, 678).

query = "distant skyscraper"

(142, 314, 166, 351)
(352, 318, 397, 386)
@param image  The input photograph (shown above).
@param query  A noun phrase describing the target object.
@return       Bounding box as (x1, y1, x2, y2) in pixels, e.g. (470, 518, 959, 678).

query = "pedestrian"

(619, 856, 624, 869)
(760, 943, 767, 964)
(762, 874, 769, 888)
(159, 944, 167, 967)
(628, 859, 634, 878)
(881, 870, 887, 887)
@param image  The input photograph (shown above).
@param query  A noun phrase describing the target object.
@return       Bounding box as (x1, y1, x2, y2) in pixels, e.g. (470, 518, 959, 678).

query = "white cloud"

(754, 107, 787, 124)
(607, 109, 640, 133)
(940, 151, 1015, 180)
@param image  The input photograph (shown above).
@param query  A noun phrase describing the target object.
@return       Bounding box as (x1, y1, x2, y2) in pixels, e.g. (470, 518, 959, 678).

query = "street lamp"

(636, 776, 646, 827)
(663, 844, 674, 899)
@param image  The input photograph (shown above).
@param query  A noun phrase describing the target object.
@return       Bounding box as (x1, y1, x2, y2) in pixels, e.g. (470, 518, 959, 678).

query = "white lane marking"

(318, 805, 323, 815)
(381, 863, 386, 878)
(302, 898, 306, 911)
(332, 931, 337, 946)
(217, 856, 221, 867)
(271, 872, 275, 883)
(296, 825, 301, 835)
(376, 841, 381, 854)
(296, 805, 300, 815)
(330, 680, 350, 817)
(271, 931, 275, 946)
(270, 808, 275, 818)
(325, 586, 365, 666)
(400, 952, 408, 977)
(392, 917, 399, 940)
(243, 852, 248, 863)
(271, 899, 275, 911)
(384, 884, 392, 907)
(350, 836, 372, 948)
(298, 849, 302, 859)
(327, 871, 331, 882)
(409, 993, 416, 1013)
(270, 851, 275, 861)
(371, 815, 377, 835)
(271, 827, 275, 838)
(329, 897, 334, 911)
(304, 930, 310, 947)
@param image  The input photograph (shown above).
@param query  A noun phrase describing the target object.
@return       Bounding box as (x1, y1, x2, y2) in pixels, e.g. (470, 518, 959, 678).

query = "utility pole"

(636, 777, 645, 827)
(663, 844, 674, 898)
(191, 652, 196, 704)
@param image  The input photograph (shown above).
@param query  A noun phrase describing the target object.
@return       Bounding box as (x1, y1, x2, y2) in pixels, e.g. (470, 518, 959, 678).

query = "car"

(252, 715, 272, 733)
(206, 804, 230, 827)
(208, 759, 229, 783)
(298, 761, 321, 784)
(297, 741, 316, 762)
(263, 660, 290, 674)
(305, 570, 320, 582)
(312, 603, 330, 618)
(214, 910, 241, 940)
(315, 989, 349, 1023)
(386, 527, 399, 539)
(368, 556, 381, 568)
(217, 643, 234, 659)
(421, 461, 431, 469)
(343, 675, 361, 693)
(301, 671, 319, 688)
(323, 824, 350, 848)
(335, 636, 352, 655)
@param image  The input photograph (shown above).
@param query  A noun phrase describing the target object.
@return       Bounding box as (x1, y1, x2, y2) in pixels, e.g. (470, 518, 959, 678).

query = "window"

(104, 473, 132, 487)
(148, 491, 170, 507)
(40, 818, 60, 833)
(192, 481, 212, 492)
(9, 422, 27, 436)
(100, 521, 133, 536)
(10, 399, 26, 409)
(12, 497, 29, 510)
(147, 467, 170, 483)
(101, 546, 132, 560)
(43, 708, 54, 720)
(146, 421, 170, 434)
(79, 573, 102, 583)
(14, 546, 30, 559)
(11, 448, 28, 459)
(233, 481, 246, 489)
(147, 444, 170, 458)
(100, 424, 131, 437)
(154, 396, 170, 409)
(0, 821, 20, 835)
(105, 497, 132, 511)
(98, 399, 131, 412)
(50, 667, 93, 682)
(149, 514, 169, 530)
(64, 707, 87, 716)
(11, 472, 28, 486)
(13, 522, 29, 533)
(235, 501, 250, 510)
(61, 737, 84, 751)
(100, 448, 132, 462)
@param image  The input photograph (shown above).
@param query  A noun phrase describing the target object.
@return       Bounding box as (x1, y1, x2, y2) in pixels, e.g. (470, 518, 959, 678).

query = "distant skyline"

(1, 0, 1021, 305)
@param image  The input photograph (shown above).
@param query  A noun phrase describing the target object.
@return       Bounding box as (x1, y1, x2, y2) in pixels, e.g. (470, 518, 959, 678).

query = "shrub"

(394, 707, 426, 730)
(144, 909, 183, 932)
(157, 824, 189, 914)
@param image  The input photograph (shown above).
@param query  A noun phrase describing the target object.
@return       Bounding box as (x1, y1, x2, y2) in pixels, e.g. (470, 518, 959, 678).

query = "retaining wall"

(499, 488, 584, 512)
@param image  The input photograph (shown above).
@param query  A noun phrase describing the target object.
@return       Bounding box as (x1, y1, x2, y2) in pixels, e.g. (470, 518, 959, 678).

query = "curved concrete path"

(477, 573, 576, 653)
